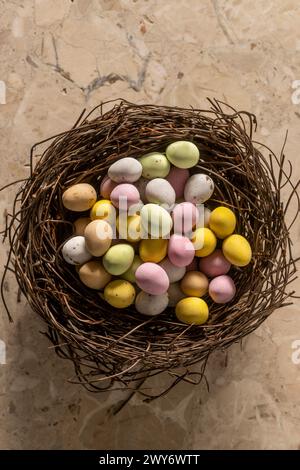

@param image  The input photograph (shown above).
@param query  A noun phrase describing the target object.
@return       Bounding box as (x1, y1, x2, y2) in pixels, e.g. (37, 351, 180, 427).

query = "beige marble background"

(0, 0, 300, 450)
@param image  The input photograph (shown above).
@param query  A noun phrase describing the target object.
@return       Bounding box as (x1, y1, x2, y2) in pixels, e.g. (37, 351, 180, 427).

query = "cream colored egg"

(135, 291, 169, 316)
(62, 183, 97, 212)
(108, 157, 142, 183)
(168, 282, 185, 307)
(84, 220, 113, 257)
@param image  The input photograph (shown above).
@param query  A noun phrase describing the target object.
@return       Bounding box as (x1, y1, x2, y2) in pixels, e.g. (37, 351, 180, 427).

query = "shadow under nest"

(1, 99, 299, 402)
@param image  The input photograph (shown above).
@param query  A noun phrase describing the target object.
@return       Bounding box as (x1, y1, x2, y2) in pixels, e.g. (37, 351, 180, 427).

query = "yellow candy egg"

(117, 214, 141, 242)
(192, 227, 217, 257)
(175, 297, 209, 325)
(139, 239, 168, 263)
(222, 234, 252, 267)
(104, 279, 136, 308)
(90, 199, 116, 225)
(209, 206, 236, 239)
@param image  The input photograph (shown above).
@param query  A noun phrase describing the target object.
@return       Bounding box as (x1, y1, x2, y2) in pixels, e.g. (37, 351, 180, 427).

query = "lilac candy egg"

(135, 263, 169, 295)
(110, 184, 140, 209)
(209, 275, 236, 304)
(172, 202, 199, 236)
(199, 249, 231, 277)
(166, 167, 189, 199)
(100, 176, 117, 199)
(168, 234, 195, 267)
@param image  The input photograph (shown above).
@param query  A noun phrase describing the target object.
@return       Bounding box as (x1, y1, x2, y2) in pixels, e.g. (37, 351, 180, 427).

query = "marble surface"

(0, 0, 300, 450)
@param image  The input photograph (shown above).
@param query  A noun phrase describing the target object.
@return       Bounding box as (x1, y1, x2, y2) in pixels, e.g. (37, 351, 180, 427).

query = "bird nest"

(1, 99, 299, 401)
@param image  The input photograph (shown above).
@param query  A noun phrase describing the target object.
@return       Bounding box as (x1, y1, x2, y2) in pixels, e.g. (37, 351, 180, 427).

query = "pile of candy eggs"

(61, 140, 252, 326)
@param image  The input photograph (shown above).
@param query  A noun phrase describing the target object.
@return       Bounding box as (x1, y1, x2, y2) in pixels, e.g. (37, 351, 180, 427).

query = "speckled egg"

(180, 271, 209, 297)
(135, 291, 169, 316)
(172, 202, 199, 236)
(62, 236, 92, 265)
(166, 167, 189, 199)
(184, 174, 214, 204)
(103, 244, 135, 275)
(140, 203, 173, 238)
(175, 297, 209, 325)
(110, 184, 140, 209)
(139, 152, 170, 179)
(73, 217, 91, 236)
(78, 260, 111, 290)
(139, 238, 168, 263)
(121, 255, 143, 283)
(108, 157, 142, 183)
(209, 206, 236, 239)
(168, 283, 185, 307)
(192, 227, 217, 257)
(84, 220, 113, 257)
(159, 257, 186, 283)
(62, 183, 97, 212)
(222, 234, 252, 267)
(199, 249, 231, 277)
(104, 279, 136, 308)
(100, 176, 117, 199)
(209, 275, 236, 304)
(135, 262, 169, 295)
(168, 234, 195, 267)
(145, 178, 176, 206)
(166, 141, 199, 169)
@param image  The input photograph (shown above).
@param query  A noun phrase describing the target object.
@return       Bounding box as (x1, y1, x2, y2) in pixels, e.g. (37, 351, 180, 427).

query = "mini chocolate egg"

(184, 174, 214, 204)
(209, 206, 236, 239)
(139, 152, 170, 179)
(135, 262, 169, 295)
(103, 244, 135, 275)
(121, 255, 143, 283)
(199, 249, 231, 277)
(100, 176, 117, 199)
(117, 214, 141, 242)
(90, 199, 116, 225)
(134, 177, 149, 202)
(172, 202, 199, 236)
(140, 203, 173, 238)
(84, 220, 113, 257)
(175, 297, 209, 325)
(168, 234, 195, 267)
(166, 141, 199, 169)
(135, 291, 169, 316)
(197, 206, 211, 228)
(73, 217, 91, 236)
(78, 260, 111, 289)
(168, 283, 185, 307)
(62, 236, 92, 265)
(192, 227, 217, 257)
(108, 157, 142, 183)
(166, 167, 189, 199)
(222, 234, 252, 267)
(62, 183, 97, 212)
(181, 271, 209, 297)
(110, 184, 140, 209)
(104, 279, 136, 308)
(209, 275, 236, 303)
(186, 258, 198, 271)
(139, 239, 168, 263)
(145, 178, 176, 207)
(204, 207, 211, 227)
(159, 258, 186, 283)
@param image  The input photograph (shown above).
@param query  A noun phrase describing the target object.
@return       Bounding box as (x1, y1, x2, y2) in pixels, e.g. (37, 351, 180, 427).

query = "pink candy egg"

(110, 184, 140, 209)
(209, 275, 236, 304)
(135, 262, 169, 295)
(172, 202, 199, 235)
(168, 234, 195, 267)
(199, 249, 231, 277)
(166, 167, 189, 199)
(100, 176, 117, 199)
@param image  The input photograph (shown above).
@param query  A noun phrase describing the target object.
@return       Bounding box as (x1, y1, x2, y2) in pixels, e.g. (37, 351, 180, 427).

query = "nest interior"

(2, 99, 299, 400)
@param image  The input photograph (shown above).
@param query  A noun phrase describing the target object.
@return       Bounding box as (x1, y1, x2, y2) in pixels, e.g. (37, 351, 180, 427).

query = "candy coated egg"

(199, 249, 231, 277)
(121, 255, 143, 283)
(78, 260, 111, 290)
(180, 271, 209, 297)
(168, 283, 185, 307)
(184, 174, 214, 204)
(172, 202, 199, 236)
(209, 206, 236, 239)
(73, 217, 91, 236)
(145, 178, 176, 207)
(197, 206, 211, 228)
(135, 291, 169, 316)
(166, 167, 189, 199)
(84, 220, 113, 257)
(103, 244, 135, 275)
(90, 199, 116, 225)
(134, 177, 149, 202)
(222, 234, 252, 267)
(117, 214, 141, 242)
(159, 258, 186, 283)
(209, 275, 236, 303)
(139, 239, 168, 263)
(204, 207, 211, 227)
(186, 258, 198, 271)
(139, 152, 170, 179)
(166, 141, 199, 169)
(193, 227, 217, 257)
(140, 204, 173, 238)
(100, 176, 117, 199)
(104, 279, 136, 308)
(175, 297, 209, 325)
(62, 183, 97, 212)
(135, 263, 169, 295)
(62, 236, 92, 265)
(108, 157, 142, 183)
(168, 234, 195, 267)
(110, 184, 140, 209)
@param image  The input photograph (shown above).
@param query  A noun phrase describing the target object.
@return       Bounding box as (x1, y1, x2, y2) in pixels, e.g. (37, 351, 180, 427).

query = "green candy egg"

(121, 255, 143, 283)
(103, 244, 135, 275)
(166, 141, 200, 169)
(139, 152, 170, 179)
(140, 203, 173, 238)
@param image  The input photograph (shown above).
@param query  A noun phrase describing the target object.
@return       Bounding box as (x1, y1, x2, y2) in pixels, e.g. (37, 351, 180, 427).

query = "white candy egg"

(62, 236, 92, 265)
(108, 157, 142, 183)
(135, 291, 169, 316)
(159, 258, 186, 283)
(184, 174, 214, 204)
(145, 178, 176, 207)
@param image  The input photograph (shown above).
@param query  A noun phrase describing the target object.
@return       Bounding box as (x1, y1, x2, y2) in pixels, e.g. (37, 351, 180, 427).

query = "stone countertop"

(0, 0, 300, 450)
